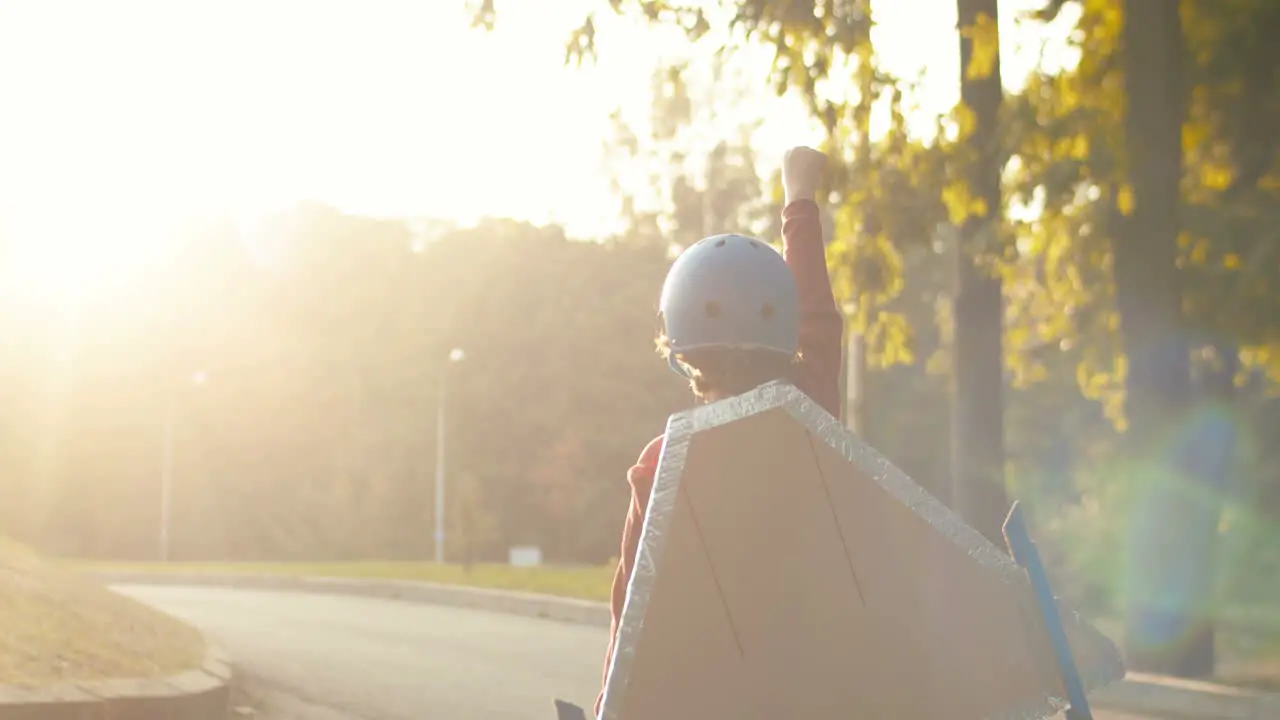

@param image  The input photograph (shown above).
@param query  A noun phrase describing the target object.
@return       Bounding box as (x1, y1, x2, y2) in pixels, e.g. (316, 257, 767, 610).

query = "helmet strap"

(667, 352, 692, 379)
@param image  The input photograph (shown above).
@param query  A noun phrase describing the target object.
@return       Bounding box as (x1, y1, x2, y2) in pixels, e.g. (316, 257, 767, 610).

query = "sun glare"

(1, 207, 174, 307)
(0, 0, 1076, 314)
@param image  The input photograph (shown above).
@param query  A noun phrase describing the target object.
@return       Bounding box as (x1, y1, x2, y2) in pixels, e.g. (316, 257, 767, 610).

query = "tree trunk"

(1118, 0, 1217, 678)
(950, 0, 1010, 546)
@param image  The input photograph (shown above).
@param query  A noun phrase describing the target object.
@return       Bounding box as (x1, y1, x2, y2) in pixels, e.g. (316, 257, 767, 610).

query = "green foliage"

(1003, 0, 1280, 423)
(573, 0, 1280, 417)
(566, 0, 953, 366)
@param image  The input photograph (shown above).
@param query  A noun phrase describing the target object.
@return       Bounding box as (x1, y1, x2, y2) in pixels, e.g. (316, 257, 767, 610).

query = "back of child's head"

(656, 233, 801, 402)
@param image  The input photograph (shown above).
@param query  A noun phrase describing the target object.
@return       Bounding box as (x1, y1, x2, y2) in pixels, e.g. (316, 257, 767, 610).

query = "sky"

(0, 0, 1077, 300)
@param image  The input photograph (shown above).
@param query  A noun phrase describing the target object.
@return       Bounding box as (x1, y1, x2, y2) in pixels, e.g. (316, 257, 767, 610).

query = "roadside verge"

(88, 570, 1278, 720)
(0, 638, 231, 720)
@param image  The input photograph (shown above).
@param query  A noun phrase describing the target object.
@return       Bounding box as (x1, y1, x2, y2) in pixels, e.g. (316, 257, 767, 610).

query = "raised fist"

(782, 146, 827, 204)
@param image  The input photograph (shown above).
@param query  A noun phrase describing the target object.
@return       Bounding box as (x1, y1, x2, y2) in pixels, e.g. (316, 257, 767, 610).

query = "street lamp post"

(435, 349, 465, 564)
(160, 371, 207, 562)
(840, 302, 865, 437)
(160, 399, 175, 562)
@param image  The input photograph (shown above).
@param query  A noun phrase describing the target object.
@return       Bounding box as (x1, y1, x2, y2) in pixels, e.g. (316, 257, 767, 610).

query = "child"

(594, 145, 844, 716)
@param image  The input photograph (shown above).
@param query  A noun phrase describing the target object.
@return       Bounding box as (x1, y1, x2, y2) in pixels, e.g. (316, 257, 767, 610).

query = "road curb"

(0, 637, 232, 720)
(1090, 672, 1278, 720)
(91, 570, 613, 628)
(91, 570, 1279, 719)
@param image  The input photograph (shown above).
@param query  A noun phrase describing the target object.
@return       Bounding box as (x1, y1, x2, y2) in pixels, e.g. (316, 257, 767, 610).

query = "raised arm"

(780, 146, 843, 419)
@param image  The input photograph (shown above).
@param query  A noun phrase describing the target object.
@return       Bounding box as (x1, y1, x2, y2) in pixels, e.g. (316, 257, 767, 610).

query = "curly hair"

(656, 334, 799, 401)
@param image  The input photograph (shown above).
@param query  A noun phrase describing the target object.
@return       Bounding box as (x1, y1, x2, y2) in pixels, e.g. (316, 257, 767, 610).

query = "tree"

(488, 0, 1280, 674)
(450, 470, 497, 569)
(949, 0, 1011, 545)
(604, 62, 780, 250)
(0, 199, 699, 563)
(1117, 0, 1205, 677)
(1000, 0, 1280, 676)
(530, 428, 591, 560)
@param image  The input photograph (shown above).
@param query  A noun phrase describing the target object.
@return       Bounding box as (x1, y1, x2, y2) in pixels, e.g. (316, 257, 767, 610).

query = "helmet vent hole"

(704, 301, 722, 318)
(715, 238, 727, 248)
(761, 303, 775, 320)
(750, 241, 762, 250)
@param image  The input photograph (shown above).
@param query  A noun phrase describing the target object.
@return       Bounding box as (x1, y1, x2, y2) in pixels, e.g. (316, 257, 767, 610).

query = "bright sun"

(0, 0, 1069, 314)
(1, 204, 177, 307)
(0, 1, 636, 311)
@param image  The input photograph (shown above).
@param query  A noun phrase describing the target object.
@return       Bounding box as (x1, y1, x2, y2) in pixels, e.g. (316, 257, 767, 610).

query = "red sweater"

(595, 199, 844, 716)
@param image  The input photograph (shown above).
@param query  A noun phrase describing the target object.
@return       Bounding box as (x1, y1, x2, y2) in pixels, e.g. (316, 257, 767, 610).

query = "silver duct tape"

(785, 383, 1127, 716)
(598, 380, 1125, 720)
(785, 386, 1028, 585)
(598, 409, 692, 720)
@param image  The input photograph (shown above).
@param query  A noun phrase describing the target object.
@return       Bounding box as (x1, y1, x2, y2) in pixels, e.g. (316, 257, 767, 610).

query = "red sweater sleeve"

(781, 199, 844, 419)
(595, 435, 662, 717)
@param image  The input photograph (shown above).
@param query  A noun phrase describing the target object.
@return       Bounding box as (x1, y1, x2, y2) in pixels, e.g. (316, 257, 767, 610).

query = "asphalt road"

(115, 584, 1163, 720)
(114, 584, 606, 720)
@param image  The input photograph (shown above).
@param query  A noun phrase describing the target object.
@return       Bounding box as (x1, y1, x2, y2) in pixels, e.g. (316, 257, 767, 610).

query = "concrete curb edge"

(0, 633, 232, 720)
(1090, 672, 1279, 720)
(92, 570, 613, 628)
(89, 570, 1279, 720)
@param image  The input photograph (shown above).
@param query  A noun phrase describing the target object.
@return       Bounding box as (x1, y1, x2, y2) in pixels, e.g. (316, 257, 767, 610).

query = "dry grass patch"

(0, 539, 204, 686)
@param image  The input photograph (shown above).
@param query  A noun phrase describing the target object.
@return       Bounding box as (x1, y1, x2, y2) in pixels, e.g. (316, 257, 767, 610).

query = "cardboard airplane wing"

(597, 381, 1124, 720)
